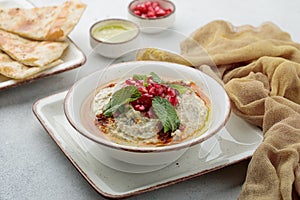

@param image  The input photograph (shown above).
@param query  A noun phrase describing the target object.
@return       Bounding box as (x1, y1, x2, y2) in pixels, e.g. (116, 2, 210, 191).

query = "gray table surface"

(1, 0, 300, 199)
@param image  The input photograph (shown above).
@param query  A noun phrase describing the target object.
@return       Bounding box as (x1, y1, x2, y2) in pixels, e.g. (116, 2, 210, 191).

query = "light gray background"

(1, 0, 300, 199)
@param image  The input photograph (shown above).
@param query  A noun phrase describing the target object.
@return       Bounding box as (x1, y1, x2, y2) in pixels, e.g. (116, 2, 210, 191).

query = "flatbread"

(0, 52, 63, 79)
(0, 29, 69, 67)
(0, 0, 86, 41)
(136, 48, 193, 66)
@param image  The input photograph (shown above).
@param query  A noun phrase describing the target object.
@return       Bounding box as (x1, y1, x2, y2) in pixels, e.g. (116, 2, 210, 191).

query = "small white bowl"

(64, 61, 230, 168)
(127, 0, 176, 33)
(89, 18, 140, 58)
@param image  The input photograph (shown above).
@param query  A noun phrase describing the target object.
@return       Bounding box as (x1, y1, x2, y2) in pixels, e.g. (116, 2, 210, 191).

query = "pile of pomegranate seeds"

(132, 1, 173, 18)
(125, 76, 179, 116)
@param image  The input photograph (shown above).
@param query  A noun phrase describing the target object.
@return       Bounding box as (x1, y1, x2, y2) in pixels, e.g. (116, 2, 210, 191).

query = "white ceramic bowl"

(89, 18, 140, 58)
(64, 61, 230, 167)
(127, 0, 176, 33)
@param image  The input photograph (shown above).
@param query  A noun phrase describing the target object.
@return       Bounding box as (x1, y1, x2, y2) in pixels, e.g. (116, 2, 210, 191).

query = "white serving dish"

(64, 61, 231, 167)
(33, 91, 263, 199)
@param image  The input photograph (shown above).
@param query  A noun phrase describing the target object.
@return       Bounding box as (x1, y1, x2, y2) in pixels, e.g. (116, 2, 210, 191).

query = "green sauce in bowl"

(92, 21, 139, 43)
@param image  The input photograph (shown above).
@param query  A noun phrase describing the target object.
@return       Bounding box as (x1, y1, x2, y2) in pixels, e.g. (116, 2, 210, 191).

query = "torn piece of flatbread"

(136, 48, 193, 66)
(0, 29, 68, 67)
(0, 52, 63, 79)
(0, 0, 86, 41)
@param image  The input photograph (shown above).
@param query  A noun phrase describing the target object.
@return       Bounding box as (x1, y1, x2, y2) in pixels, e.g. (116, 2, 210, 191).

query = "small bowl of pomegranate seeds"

(64, 61, 230, 171)
(128, 0, 176, 33)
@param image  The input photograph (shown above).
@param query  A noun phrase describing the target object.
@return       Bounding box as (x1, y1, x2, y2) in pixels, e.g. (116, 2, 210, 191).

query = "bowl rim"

(89, 18, 140, 45)
(64, 61, 231, 153)
(128, 0, 176, 20)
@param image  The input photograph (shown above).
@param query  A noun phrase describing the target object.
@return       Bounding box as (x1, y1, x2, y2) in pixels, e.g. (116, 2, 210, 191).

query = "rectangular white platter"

(0, 0, 86, 91)
(32, 91, 263, 199)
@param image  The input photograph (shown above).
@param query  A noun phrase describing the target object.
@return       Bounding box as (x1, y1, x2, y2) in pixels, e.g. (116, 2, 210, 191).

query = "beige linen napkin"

(180, 20, 300, 67)
(137, 20, 300, 199)
(180, 20, 300, 200)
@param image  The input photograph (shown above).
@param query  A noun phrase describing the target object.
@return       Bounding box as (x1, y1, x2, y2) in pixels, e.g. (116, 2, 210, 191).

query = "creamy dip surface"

(90, 78, 210, 146)
(92, 23, 138, 43)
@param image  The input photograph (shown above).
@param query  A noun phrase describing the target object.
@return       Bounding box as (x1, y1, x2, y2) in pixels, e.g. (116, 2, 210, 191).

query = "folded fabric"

(239, 96, 300, 200)
(180, 20, 300, 68)
(224, 56, 300, 126)
(179, 20, 300, 200)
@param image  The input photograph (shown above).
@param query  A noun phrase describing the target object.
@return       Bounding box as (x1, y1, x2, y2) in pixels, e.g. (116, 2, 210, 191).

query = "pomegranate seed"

(154, 6, 160, 12)
(147, 5, 154, 12)
(147, 77, 154, 84)
(152, 2, 159, 8)
(134, 10, 141, 16)
(138, 86, 148, 93)
(147, 11, 155, 18)
(145, 1, 152, 8)
(138, 95, 152, 106)
(146, 83, 153, 89)
(165, 8, 172, 15)
(139, 4, 147, 13)
(134, 104, 141, 110)
(134, 4, 140, 10)
(125, 79, 136, 85)
(154, 84, 161, 89)
(138, 105, 145, 111)
(135, 80, 142, 86)
(134, 4, 141, 12)
(154, 84, 164, 95)
(149, 87, 156, 95)
(167, 87, 176, 97)
(168, 96, 178, 106)
(142, 93, 153, 98)
(158, 88, 165, 95)
(156, 9, 166, 17)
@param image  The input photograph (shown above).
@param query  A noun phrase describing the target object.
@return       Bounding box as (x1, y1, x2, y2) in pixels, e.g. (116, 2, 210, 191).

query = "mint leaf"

(150, 72, 163, 84)
(103, 86, 141, 117)
(152, 96, 181, 133)
(133, 74, 147, 81)
(168, 83, 189, 94)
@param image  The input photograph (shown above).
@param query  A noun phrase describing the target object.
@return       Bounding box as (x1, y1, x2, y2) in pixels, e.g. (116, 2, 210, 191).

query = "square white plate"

(33, 91, 263, 199)
(0, 0, 86, 91)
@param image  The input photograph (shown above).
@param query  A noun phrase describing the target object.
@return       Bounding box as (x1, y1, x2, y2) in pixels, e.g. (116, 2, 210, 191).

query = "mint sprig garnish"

(152, 96, 181, 133)
(102, 73, 182, 134)
(103, 86, 141, 117)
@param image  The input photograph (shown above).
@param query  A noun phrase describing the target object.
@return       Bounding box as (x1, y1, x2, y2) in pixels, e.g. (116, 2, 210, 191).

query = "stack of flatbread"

(0, 0, 86, 80)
